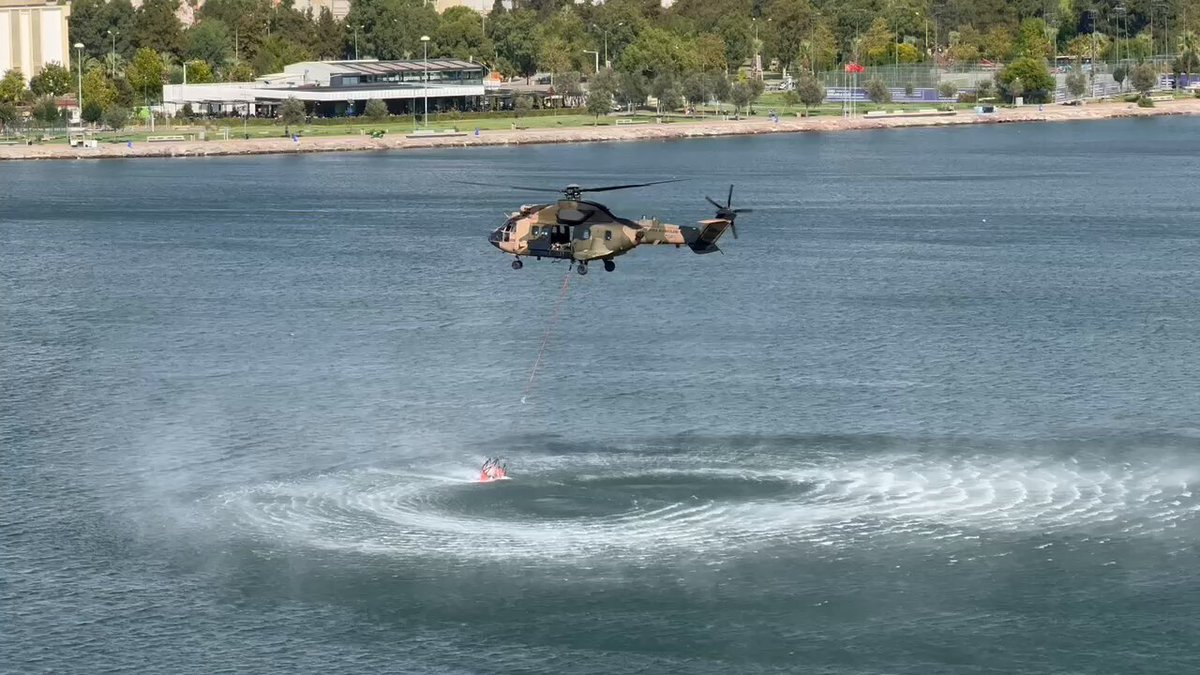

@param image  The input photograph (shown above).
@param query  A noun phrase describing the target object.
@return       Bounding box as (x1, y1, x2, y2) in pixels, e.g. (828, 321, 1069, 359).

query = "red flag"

(844, 62, 865, 73)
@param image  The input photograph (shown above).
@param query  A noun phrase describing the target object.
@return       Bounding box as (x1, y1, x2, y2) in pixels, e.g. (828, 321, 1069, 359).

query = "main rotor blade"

(579, 178, 687, 193)
(451, 180, 564, 193)
(726, 184, 734, 208)
(732, 208, 754, 214)
(705, 196, 723, 210)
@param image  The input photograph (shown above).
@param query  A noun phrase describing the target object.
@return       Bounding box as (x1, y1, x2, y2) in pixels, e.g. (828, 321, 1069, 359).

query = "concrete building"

(0, 0, 72, 84)
(162, 58, 494, 117)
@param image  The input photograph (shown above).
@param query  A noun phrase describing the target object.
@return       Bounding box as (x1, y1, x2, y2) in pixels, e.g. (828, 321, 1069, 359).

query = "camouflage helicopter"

(472, 180, 751, 275)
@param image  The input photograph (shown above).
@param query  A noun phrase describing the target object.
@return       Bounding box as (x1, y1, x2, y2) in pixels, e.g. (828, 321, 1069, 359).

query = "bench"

(1149, 95, 1173, 102)
(147, 135, 187, 142)
(615, 118, 649, 125)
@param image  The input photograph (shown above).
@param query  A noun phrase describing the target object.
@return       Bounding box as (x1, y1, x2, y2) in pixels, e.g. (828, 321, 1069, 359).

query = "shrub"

(938, 81, 958, 98)
(866, 78, 891, 103)
(364, 98, 388, 121)
(1137, 95, 1155, 107)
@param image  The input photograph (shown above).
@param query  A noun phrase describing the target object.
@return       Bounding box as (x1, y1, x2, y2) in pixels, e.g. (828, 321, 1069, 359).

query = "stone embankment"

(3, 99, 1199, 162)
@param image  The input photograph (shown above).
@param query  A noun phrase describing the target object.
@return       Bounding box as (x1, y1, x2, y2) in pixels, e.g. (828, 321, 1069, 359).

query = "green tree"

(1065, 64, 1087, 99)
(252, 35, 314, 76)
(538, 35, 572, 79)
(133, 0, 184, 57)
(729, 80, 751, 117)
(126, 48, 165, 103)
(981, 26, 1015, 61)
(587, 69, 620, 115)
(650, 72, 679, 113)
(681, 71, 709, 111)
(861, 17, 896, 66)
(185, 19, 232, 68)
(29, 62, 74, 97)
(314, 8, 346, 60)
(747, 77, 764, 113)
(1112, 65, 1127, 89)
(514, 93, 533, 117)
(998, 57, 1053, 102)
(489, 8, 540, 80)
(364, 98, 388, 120)
(555, 71, 583, 107)
(866, 77, 891, 103)
(103, 104, 129, 131)
(0, 102, 18, 133)
(1015, 18, 1053, 60)
(615, 70, 648, 110)
(279, 96, 305, 134)
(715, 15, 752, 73)
(1175, 31, 1199, 78)
(0, 69, 28, 104)
(1130, 63, 1157, 95)
(83, 68, 118, 109)
(435, 5, 493, 62)
(32, 96, 63, 127)
(69, 0, 137, 63)
(707, 70, 731, 106)
(82, 101, 104, 124)
(185, 60, 215, 83)
(805, 21, 837, 73)
(976, 79, 994, 99)
(764, 0, 816, 75)
(937, 81, 957, 98)
(795, 72, 824, 114)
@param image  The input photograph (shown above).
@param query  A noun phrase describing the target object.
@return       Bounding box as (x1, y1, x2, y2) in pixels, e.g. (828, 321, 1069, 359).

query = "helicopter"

(472, 180, 751, 275)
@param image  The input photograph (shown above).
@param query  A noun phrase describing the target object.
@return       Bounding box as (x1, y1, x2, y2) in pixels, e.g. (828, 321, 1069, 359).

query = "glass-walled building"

(163, 58, 492, 118)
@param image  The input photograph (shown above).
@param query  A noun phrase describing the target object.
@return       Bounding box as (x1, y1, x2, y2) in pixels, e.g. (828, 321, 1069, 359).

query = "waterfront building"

(162, 58, 493, 117)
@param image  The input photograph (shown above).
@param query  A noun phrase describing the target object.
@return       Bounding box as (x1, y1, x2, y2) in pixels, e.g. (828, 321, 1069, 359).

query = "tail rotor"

(704, 184, 753, 239)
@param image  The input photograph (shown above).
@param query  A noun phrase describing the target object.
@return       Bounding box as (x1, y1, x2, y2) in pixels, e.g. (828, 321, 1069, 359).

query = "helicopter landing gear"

(603, 259, 616, 272)
(576, 262, 588, 276)
(511, 259, 523, 270)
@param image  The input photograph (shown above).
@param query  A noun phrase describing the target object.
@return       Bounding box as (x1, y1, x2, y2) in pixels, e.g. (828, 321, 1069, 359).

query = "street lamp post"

(421, 35, 430, 127)
(74, 42, 83, 124)
(107, 29, 118, 78)
(590, 22, 622, 69)
(355, 25, 362, 60)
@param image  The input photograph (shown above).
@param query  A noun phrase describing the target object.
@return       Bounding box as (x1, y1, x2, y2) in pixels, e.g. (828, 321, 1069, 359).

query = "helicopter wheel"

(511, 259, 523, 270)
(603, 259, 615, 272)
(576, 262, 588, 276)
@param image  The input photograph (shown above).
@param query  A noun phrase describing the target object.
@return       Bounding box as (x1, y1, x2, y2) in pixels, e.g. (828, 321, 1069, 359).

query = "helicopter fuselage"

(489, 198, 704, 267)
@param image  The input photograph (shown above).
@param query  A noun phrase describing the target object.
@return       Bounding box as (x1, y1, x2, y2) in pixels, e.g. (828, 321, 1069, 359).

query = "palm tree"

(1177, 31, 1200, 85)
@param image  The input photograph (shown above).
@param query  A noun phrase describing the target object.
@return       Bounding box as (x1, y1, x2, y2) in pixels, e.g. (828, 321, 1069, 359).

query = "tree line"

(2, 0, 1200, 131)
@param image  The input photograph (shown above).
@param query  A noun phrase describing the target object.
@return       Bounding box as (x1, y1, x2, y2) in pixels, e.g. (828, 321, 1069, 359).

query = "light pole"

(74, 42, 83, 124)
(421, 35, 430, 127)
(107, 29, 118, 78)
(590, 22, 622, 69)
(355, 25, 362, 60)
(583, 49, 599, 74)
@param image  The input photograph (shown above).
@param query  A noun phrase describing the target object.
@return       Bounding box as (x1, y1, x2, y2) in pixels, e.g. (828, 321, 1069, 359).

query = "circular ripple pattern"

(216, 451, 1200, 561)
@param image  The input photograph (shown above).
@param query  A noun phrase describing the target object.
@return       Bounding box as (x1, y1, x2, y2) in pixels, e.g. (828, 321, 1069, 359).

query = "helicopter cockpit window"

(580, 228, 591, 240)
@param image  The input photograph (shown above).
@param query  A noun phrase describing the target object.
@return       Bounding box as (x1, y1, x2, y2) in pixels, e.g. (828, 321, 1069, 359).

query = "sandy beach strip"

(3, 98, 1199, 162)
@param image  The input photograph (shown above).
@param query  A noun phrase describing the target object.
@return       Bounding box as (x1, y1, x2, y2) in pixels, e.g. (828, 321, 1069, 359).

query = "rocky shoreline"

(3, 98, 1198, 162)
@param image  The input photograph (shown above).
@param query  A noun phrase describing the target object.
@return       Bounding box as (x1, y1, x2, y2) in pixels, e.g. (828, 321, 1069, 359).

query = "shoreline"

(4, 99, 1199, 162)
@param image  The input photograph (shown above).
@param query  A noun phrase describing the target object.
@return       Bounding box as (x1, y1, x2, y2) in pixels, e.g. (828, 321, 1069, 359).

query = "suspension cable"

(520, 269, 575, 404)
